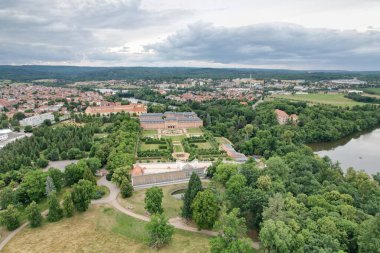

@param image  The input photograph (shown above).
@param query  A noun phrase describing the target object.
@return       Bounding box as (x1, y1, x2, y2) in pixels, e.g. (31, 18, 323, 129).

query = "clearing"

(271, 93, 365, 106)
(2, 206, 210, 253)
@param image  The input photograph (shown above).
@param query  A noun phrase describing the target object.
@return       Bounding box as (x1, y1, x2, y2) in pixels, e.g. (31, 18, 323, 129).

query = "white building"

(19, 113, 55, 127)
(0, 129, 12, 141)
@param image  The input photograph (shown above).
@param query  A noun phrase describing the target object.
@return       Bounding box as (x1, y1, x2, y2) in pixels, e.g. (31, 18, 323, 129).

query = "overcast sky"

(1, 0, 380, 70)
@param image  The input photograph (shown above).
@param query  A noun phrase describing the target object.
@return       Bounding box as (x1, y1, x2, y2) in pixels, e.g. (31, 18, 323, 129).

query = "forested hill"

(1, 65, 380, 82)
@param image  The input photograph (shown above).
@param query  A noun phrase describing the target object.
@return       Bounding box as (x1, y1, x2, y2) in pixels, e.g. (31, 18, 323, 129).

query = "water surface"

(309, 127, 380, 175)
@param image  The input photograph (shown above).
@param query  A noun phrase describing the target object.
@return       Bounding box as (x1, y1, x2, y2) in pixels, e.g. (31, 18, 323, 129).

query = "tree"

(24, 125, 33, 133)
(260, 219, 304, 253)
(257, 175, 272, 190)
(83, 157, 102, 174)
(120, 179, 133, 198)
(36, 158, 49, 168)
(20, 170, 47, 202)
(182, 172, 203, 219)
(48, 168, 63, 192)
(111, 166, 131, 186)
(26, 201, 42, 227)
(244, 124, 254, 140)
(64, 163, 84, 186)
(45, 176, 56, 196)
(0, 204, 20, 230)
(62, 192, 75, 217)
(226, 174, 247, 207)
(71, 180, 95, 212)
(210, 208, 252, 253)
(144, 187, 163, 214)
(83, 167, 97, 185)
(0, 186, 17, 209)
(146, 213, 174, 249)
(214, 164, 238, 185)
(47, 193, 63, 222)
(192, 189, 219, 229)
(357, 214, 380, 253)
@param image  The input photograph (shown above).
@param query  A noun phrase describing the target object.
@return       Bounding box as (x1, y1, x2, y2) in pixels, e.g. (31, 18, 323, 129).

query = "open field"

(2, 206, 210, 253)
(142, 129, 157, 136)
(362, 87, 380, 95)
(187, 128, 203, 134)
(118, 183, 188, 219)
(216, 137, 232, 145)
(195, 141, 213, 149)
(271, 93, 365, 106)
(139, 143, 160, 151)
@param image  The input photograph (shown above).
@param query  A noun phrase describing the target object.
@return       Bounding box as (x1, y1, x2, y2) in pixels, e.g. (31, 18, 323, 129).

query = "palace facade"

(140, 112, 203, 129)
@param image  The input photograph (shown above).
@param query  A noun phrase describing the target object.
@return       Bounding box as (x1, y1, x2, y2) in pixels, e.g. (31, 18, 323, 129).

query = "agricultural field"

(362, 87, 380, 95)
(2, 206, 211, 253)
(272, 93, 365, 106)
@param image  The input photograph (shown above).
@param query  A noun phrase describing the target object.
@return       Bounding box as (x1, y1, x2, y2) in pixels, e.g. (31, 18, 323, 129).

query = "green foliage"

(144, 187, 163, 214)
(83, 166, 97, 185)
(45, 175, 56, 196)
(120, 179, 133, 198)
(24, 125, 33, 133)
(214, 164, 239, 185)
(36, 158, 49, 168)
(111, 166, 131, 186)
(48, 168, 63, 192)
(0, 186, 17, 209)
(0, 204, 20, 231)
(210, 208, 251, 253)
(357, 214, 380, 253)
(20, 170, 47, 203)
(182, 172, 203, 219)
(47, 193, 63, 222)
(192, 189, 219, 229)
(146, 213, 174, 249)
(71, 179, 95, 212)
(26, 201, 42, 228)
(62, 192, 75, 218)
(64, 163, 85, 186)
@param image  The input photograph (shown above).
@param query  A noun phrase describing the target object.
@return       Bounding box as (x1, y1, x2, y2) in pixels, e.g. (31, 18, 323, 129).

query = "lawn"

(118, 183, 189, 219)
(173, 144, 184, 152)
(142, 129, 157, 136)
(187, 128, 203, 134)
(195, 141, 213, 149)
(2, 206, 211, 253)
(216, 137, 232, 145)
(139, 142, 160, 151)
(165, 135, 186, 142)
(362, 87, 380, 95)
(272, 93, 365, 106)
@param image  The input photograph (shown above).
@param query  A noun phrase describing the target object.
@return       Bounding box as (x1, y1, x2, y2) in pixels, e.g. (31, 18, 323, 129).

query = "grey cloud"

(146, 22, 380, 70)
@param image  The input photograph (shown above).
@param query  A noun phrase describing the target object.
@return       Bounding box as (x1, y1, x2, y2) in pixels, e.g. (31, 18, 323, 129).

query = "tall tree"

(144, 187, 163, 214)
(26, 201, 42, 228)
(182, 172, 203, 219)
(47, 193, 63, 222)
(146, 213, 174, 250)
(0, 204, 20, 231)
(120, 179, 133, 198)
(357, 214, 380, 253)
(71, 179, 95, 212)
(62, 192, 75, 217)
(192, 189, 219, 229)
(45, 176, 56, 196)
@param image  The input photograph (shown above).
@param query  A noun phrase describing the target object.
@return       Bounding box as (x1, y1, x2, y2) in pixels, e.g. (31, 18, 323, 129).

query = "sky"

(1, 0, 380, 70)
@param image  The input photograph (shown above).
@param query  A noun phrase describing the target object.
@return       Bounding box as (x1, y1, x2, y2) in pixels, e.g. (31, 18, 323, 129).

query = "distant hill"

(1, 65, 380, 82)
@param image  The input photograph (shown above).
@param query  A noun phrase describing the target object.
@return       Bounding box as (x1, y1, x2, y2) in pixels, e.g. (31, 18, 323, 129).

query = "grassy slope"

(2, 206, 210, 253)
(272, 93, 365, 106)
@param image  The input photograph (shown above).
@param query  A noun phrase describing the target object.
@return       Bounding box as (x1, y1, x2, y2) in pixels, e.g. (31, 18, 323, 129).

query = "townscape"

(1, 0, 380, 253)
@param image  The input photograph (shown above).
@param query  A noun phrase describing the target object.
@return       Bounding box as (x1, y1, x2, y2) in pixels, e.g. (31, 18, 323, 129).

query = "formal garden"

(137, 137, 174, 162)
(181, 132, 226, 160)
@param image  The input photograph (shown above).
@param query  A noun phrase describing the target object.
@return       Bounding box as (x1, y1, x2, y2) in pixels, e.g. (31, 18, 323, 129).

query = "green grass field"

(272, 93, 365, 106)
(173, 144, 184, 152)
(2, 206, 211, 253)
(216, 137, 232, 145)
(187, 128, 203, 134)
(142, 129, 157, 136)
(118, 183, 188, 219)
(165, 135, 186, 141)
(139, 143, 161, 151)
(362, 87, 380, 95)
(195, 142, 213, 149)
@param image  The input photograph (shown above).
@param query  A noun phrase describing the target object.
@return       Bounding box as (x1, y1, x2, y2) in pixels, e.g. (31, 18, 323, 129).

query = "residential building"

(19, 113, 55, 127)
(85, 103, 147, 115)
(275, 109, 298, 125)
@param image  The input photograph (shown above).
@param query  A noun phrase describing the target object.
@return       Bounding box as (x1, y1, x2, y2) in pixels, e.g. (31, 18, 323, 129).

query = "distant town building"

(0, 129, 12, 141)
(140, 112, 203, 130)
(20, 113, 55, 127)
(330, 78, 367, 85)
(275, 109, 298, 125)
(85, 103, 147, 116)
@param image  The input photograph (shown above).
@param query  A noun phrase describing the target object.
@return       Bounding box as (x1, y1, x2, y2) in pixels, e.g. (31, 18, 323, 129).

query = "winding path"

(0, 176, 259, 251)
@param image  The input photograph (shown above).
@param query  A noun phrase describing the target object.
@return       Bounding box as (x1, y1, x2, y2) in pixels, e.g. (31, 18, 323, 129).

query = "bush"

(92, 186, 107, 200)
(146, 213, 174, 249)
(26, 201, 42, 227)
(47, 194, 63, 222)
(120, 179, 133, 198)
(0, 204, 20, 231)
(36, 158, 49, 168)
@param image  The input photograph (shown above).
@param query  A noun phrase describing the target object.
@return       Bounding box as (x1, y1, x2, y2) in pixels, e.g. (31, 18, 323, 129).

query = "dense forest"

(1, 65, 380, 82)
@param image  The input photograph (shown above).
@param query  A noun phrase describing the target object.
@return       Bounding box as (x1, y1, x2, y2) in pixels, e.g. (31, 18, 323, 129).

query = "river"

(308, 127, 380, 175)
